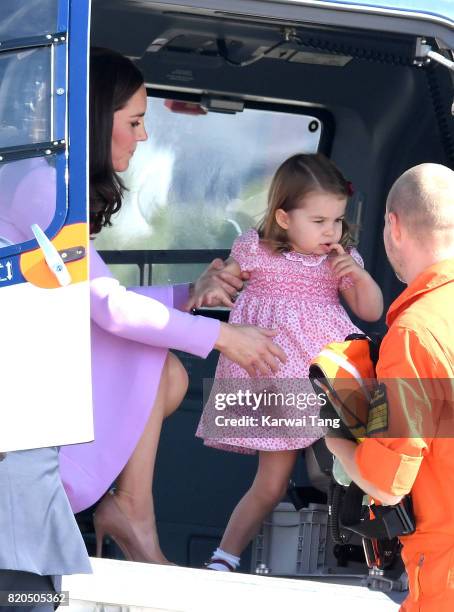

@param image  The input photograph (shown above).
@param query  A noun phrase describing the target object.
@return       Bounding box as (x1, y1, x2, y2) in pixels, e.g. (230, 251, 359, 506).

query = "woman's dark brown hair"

(89, 47, 144, 234)
(258, 153, 355, 252)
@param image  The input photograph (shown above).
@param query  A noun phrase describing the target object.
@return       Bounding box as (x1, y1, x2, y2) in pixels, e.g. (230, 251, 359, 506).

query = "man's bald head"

(386, 164, 454, 243)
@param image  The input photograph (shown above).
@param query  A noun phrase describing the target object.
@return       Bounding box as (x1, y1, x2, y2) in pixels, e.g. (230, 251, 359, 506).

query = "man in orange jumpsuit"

(326, 163, 454, 611)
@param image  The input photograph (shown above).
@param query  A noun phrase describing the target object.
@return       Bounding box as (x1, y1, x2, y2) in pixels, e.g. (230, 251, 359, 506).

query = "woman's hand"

(184, 258, 249, 310)
(215, 323, 287, 377)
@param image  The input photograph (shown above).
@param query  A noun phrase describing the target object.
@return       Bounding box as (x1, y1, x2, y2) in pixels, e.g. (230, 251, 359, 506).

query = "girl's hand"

(184, 258, 249, 311)
(329, 243, 384, 321)
(327, 243, 367, 285)
(215, 323, 287, 377)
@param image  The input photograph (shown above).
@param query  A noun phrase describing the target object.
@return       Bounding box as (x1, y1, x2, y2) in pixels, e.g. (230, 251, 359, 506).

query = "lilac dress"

(59, 245, 220, 513)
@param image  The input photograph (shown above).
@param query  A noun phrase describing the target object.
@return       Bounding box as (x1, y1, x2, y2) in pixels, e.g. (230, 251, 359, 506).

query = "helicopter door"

(0, 0, 93, 452)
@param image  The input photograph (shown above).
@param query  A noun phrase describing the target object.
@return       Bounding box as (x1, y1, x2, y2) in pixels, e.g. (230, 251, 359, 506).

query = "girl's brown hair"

(257, 153, 355, 252)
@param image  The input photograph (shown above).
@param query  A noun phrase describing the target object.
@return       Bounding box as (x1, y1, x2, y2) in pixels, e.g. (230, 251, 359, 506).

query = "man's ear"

(387, 211, 402, 244)
(275, 208, 289, 230)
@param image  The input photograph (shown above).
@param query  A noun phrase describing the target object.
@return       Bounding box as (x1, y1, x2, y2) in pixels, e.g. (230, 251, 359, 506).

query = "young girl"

(194, 153, 383, 572)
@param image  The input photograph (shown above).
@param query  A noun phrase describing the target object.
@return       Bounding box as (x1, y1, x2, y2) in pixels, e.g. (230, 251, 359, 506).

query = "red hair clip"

(346, 181, 354, 196)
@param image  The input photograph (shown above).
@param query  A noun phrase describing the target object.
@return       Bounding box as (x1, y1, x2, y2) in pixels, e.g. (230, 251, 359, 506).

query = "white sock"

(206, 547, 240, 571)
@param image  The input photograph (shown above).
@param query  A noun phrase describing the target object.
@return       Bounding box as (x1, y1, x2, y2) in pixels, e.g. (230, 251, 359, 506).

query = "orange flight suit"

(355, 258, 454, 611)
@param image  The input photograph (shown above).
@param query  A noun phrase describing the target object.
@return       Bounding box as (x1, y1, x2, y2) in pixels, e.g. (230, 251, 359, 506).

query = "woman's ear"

(275, 208, 289, 230)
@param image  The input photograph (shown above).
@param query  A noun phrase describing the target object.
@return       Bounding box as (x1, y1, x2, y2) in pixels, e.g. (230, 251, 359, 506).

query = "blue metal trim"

(0, 0, 71, 289)
(67, 0, 90, 226)
(0, 253, 23, 286)
(54, 40, 68, 141)
(57, 0, 70, 33)
(46, 152, 69, 239)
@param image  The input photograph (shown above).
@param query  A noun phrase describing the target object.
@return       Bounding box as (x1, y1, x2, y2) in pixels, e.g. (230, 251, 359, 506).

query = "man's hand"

(184, 258, 249, 311)
(325, 437, 404, 506)
(328, 243, 368, 284)
(215, 323, 287, 377)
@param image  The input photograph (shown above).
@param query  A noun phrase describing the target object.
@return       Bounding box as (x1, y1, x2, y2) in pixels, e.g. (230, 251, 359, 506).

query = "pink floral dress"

(196, 229, 363, 454)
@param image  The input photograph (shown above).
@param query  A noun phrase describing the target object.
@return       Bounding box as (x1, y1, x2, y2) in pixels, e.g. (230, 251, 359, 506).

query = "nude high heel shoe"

(94, 491, 135, 560)
(93, 490, 171, 563)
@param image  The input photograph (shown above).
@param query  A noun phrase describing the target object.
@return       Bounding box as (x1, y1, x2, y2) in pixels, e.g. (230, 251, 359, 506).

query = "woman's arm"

(91, 277, 285, 374)
(184, 257, 245, 310)
(90, 248, 286, 373)
(90, 274, 220, 358)
(184, 229, 259, 311)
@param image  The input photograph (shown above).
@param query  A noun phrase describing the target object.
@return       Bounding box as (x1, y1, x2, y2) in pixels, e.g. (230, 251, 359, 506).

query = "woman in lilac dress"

(58, 48, 286, 565)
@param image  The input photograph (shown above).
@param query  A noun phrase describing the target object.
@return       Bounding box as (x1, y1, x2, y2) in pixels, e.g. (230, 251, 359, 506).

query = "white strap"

(31, 223, 71, 287)
(317, 348, 371, 400)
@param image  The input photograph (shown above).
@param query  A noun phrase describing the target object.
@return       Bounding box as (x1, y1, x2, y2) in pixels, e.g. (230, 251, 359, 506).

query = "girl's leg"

(219, 449, 299, 558)
(98, 352, 188, 564)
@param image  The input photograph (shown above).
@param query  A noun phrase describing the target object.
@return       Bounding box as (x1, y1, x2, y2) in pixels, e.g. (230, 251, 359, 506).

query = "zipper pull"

(31, 224, 71, 287)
